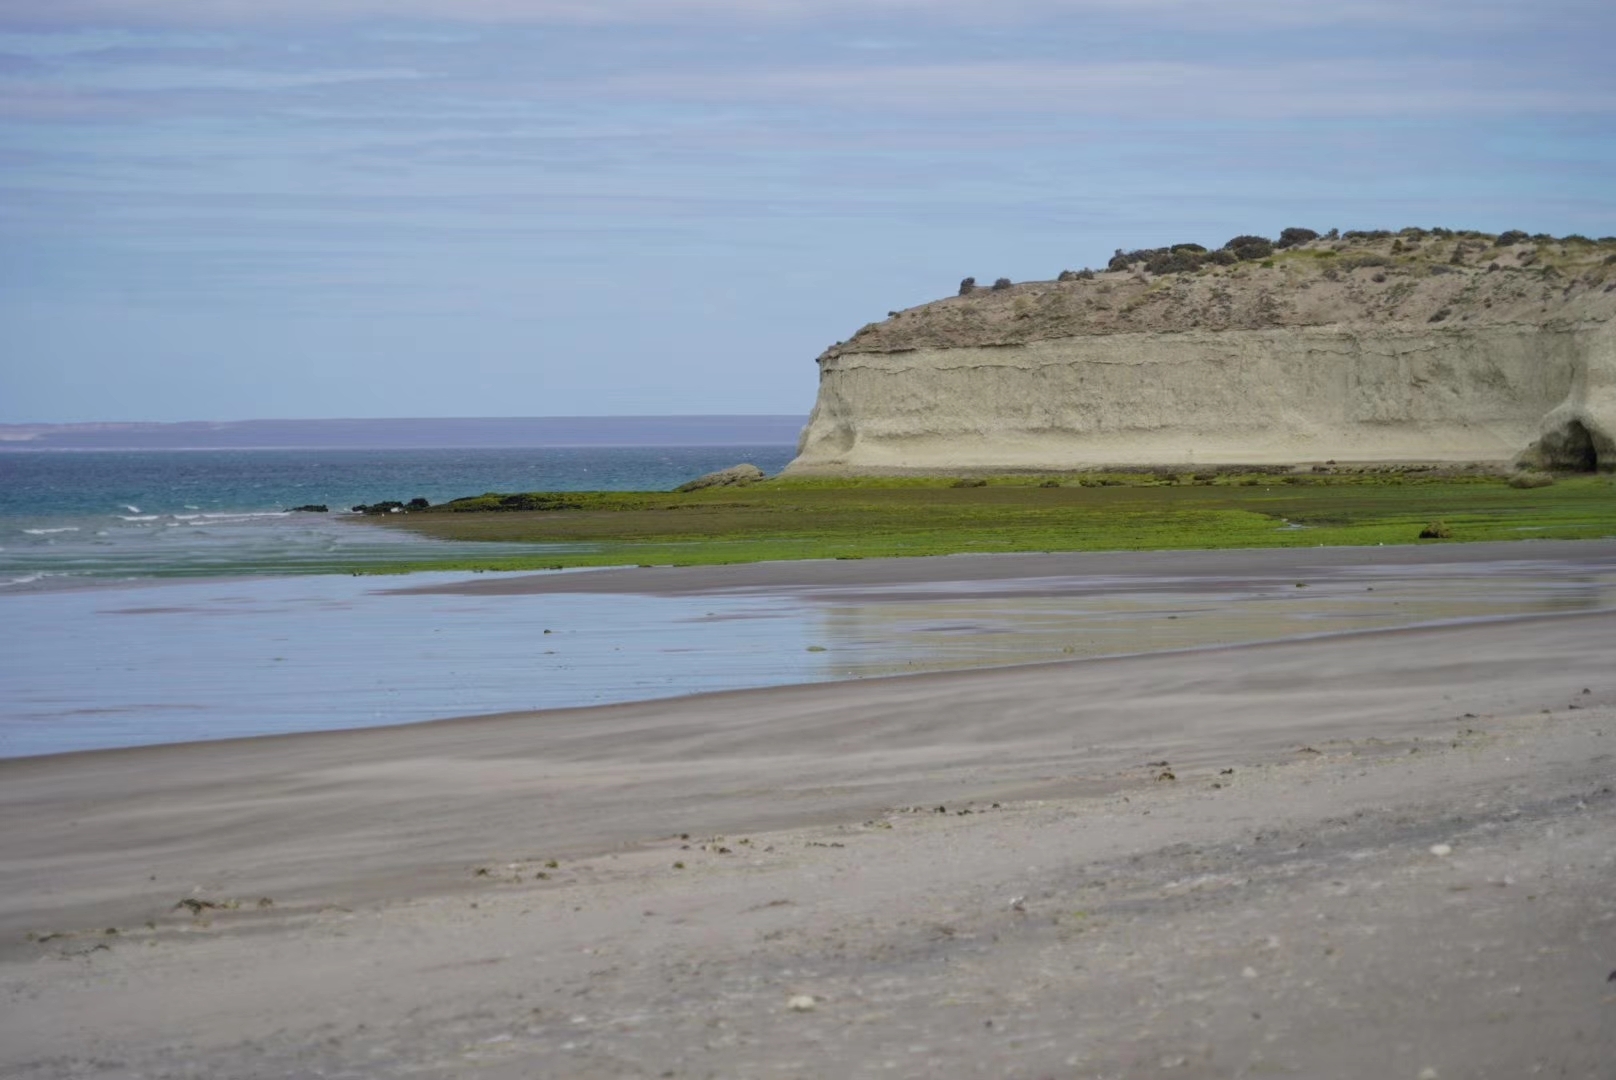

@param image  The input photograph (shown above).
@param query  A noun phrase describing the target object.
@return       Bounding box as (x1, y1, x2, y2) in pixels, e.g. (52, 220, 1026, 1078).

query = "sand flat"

(2, 544, 1614, 1078)
(385, 537, 1616, 597)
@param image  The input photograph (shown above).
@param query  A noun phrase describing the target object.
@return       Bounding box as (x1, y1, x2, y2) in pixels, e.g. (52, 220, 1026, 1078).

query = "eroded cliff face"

(787, 232, 1616, 473)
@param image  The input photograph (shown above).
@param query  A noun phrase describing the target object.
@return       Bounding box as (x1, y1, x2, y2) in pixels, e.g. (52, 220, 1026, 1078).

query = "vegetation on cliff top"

(833, 228, 1616, 359)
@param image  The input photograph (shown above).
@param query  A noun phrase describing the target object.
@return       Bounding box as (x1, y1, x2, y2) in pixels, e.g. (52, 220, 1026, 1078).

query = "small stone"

(1418, 1068, 1438, 1080)
(1429, 844, 1453, 857)
(1241, 966, 1258, 979)
(787, 994, 817, 1012)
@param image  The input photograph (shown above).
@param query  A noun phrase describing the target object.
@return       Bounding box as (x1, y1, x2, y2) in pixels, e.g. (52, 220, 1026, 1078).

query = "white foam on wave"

(0, 571, 54, 588)
(118, 515, 160, 522)
(122, 505, 141, 514)
(171, 511, 291, 523)
(23, 527, 81, 535)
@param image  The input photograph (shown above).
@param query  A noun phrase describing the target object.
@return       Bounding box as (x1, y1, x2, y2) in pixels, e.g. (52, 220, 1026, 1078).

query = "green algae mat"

(366, 473, 1616, 573)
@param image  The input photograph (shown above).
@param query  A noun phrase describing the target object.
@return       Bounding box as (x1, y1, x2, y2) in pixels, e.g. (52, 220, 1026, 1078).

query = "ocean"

(0, 445, 799, 589)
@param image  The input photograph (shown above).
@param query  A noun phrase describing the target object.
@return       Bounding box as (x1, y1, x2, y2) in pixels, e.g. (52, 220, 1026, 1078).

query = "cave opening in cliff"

(1564, 421, 1599, 471)
(1547, 420, 1600, 472)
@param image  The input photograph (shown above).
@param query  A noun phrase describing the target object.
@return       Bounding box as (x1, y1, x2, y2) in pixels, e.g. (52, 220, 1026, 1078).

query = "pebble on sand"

(787, 995, 818, 1012)
(1429, 843, 1453, 857)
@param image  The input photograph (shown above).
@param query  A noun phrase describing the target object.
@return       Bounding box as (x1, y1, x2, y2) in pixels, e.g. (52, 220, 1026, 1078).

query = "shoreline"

(386, 535, 1616, 597)
(5, 539, 1615, 759)
(4, 546, 1614, 1076)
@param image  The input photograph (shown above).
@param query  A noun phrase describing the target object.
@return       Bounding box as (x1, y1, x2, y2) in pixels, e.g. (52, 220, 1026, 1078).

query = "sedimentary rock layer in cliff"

(788, 230, 1616, 474)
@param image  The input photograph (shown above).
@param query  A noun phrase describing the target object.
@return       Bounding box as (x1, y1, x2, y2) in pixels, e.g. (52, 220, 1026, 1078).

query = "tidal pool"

(3, 555, 1613, 757)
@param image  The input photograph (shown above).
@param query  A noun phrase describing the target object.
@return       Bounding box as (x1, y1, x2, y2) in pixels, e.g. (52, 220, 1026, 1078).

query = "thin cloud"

(0, 82, 145, 119)
(0, 28, 230, 53)
(0, 0, 1568, 29)
(66, 65, 425, 91)
(598, 59, 1614, 120)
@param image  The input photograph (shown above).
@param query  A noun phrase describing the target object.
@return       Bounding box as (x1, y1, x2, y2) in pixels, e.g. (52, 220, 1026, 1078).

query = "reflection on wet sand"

(791, 563, 1616, 677)
(4, 552, 1614, 757)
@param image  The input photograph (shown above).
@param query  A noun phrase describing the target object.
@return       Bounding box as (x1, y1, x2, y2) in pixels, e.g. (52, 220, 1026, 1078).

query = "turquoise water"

(0, 446, 796, 588)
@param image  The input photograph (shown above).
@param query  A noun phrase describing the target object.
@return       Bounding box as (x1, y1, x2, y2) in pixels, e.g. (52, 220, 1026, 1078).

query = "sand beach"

(2, 543, 1613, 1078)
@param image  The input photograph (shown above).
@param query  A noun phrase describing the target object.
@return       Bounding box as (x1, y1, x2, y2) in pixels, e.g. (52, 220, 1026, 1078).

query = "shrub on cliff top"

(1109, 247, 1166, 271)
(1276, 227, 1319, 249)
(1225, 235, 1274, 261)
(958, 277, 976, 295)
(1146, 250, 1204, 275)
(992, 277, 1013, 291)
(1495, 230, 1530, 246)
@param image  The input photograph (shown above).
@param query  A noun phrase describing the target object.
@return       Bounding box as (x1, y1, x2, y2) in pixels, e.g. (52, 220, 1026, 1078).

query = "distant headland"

(787, 228, 1616, 475)
(0, 415, 806, 452)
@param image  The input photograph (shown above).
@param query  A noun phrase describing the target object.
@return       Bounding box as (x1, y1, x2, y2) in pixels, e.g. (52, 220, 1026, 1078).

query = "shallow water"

(4, 556, 1613, 758)
(0, 446, 797, 588)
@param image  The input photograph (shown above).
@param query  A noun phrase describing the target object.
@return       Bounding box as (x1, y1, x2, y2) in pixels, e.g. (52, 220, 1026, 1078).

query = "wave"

(171, 511, 292, 523)
(0, 571, 56, 588)
(122, 505, 141, 514)
(22, 527, 81, 535)
(118, 515, 161, 522)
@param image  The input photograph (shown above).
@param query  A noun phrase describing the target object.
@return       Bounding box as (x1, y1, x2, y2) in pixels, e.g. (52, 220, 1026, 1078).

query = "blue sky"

(2, 0, 1612, 423)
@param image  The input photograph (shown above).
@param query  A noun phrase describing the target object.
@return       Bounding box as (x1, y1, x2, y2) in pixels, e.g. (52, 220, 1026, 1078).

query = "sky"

(1, 1, 1613, 423)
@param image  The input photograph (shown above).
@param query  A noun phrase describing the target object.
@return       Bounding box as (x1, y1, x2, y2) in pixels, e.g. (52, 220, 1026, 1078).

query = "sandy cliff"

(788, 230, 1616, 473)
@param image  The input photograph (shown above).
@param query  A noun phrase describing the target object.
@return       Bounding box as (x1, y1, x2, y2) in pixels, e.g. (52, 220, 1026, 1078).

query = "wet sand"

(388, 537, 1616, 597)
(15, 540, 1615, 758)
(2, 542, 1614, 1078)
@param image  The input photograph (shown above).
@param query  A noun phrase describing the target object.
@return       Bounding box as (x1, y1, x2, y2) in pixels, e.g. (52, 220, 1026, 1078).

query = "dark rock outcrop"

(676, 464, 766, 492)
